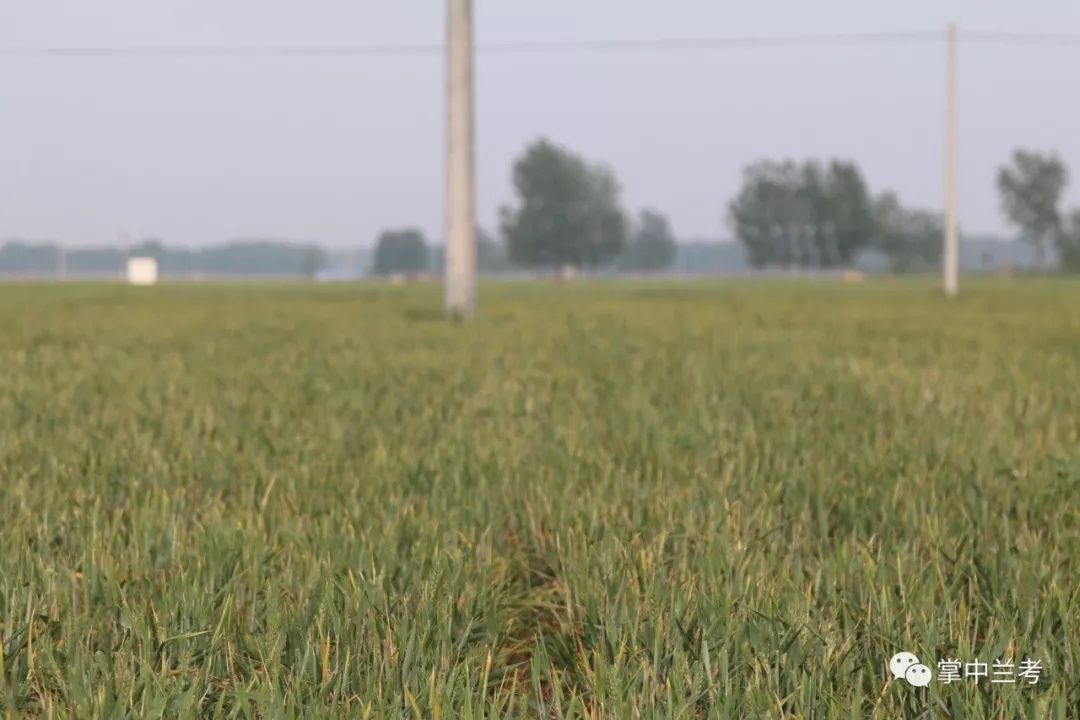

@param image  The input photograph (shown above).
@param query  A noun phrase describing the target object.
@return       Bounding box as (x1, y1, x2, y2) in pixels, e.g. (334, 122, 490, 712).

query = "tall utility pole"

(943, 21, 959, 297)
(444, 0, 477, 319)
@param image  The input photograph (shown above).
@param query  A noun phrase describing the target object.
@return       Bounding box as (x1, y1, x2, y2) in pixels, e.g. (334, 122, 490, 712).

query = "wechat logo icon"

(890, 651, 933, 687)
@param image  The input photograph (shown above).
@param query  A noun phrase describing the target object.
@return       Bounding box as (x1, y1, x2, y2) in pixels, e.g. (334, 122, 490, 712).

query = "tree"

(302, 247, 325, 278)
(430, 229, 507, 275)
(0, 240, 61, 274)
(618, 209, 677, 271)
(1056, 209, 1080, 272)
(373, 228, 429, 276)
(198, 240, 324, 276)
(476, 228, 509, 274)
(130, 237, 166, 260)
(873, 192, 944, 273)
(500, 139, 628, 270)
(996, 149, 1068, 270)
(728, 160, 803, 268)
(728, 159, 875, 268)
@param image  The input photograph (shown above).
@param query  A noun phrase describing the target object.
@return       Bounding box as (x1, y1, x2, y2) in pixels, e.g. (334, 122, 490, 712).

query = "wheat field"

(1, 279, 1078, 718)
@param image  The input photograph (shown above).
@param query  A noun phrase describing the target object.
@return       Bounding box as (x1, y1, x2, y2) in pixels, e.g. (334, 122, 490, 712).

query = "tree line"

(5, 139, 1075, 278)
(0, 239, 326, 277)
(726, 149, 1080, 273)
(375, 138, 1080, 277)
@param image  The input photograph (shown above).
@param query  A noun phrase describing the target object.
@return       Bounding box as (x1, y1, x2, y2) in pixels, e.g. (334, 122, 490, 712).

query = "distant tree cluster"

(476, 228, 511, 274)
(0, 239, 326, 277)
(619, 210, 677, 272)
(372, 228, 429, 276)
(724, 148, 1080, 274)
(400, 228, 511, 277)
(129, 239, 326, 278)
(872, 193, 943, 274)
(372, 138, 680, 277)
(0, 242, 70, 274)
(727, 159, 942, 273)
(996, 149, 1080, 272)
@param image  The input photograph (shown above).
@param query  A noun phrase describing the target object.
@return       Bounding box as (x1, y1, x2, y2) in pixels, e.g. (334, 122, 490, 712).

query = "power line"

(0, 29, 1078, 59)
(0, 43, 441, 59)
(962, 31, 1080, 47)
(0, 31, 945, 59)
(481, 30, 946, 52)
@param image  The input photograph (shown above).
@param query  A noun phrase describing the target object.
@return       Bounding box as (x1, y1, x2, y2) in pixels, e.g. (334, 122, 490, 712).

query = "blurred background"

(2, 1, 1079, 280)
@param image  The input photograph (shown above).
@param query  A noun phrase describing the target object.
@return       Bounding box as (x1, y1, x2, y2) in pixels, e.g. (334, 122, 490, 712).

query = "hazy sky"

(3, 2, 1079, 248)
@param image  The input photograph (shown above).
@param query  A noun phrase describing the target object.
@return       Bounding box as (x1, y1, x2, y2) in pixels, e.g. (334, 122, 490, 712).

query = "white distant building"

(126, 257, 158, 285)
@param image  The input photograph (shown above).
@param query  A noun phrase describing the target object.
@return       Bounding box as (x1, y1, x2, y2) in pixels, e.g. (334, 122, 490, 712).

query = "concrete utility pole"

(943, 21, 959, 297)
(444, 0, 477, 319)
